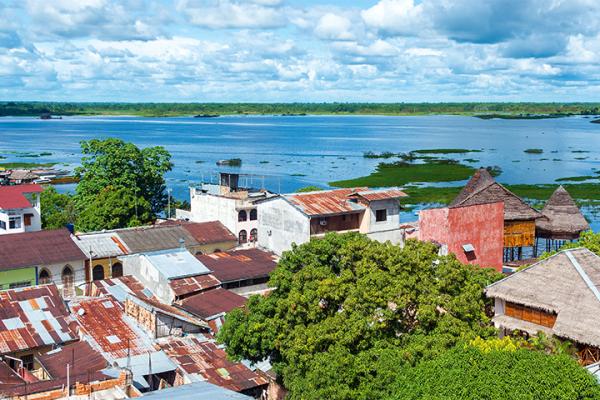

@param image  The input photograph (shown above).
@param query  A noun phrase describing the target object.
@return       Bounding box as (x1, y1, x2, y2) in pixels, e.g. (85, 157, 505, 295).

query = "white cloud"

(314, 13, 353, 40)
(177, 0, 285, 29)
(361, 0, 424, 36)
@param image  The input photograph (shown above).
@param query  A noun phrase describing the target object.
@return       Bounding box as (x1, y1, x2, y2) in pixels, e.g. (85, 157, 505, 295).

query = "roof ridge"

(453, 180, 496, 206)
(565, 250, 600, 305)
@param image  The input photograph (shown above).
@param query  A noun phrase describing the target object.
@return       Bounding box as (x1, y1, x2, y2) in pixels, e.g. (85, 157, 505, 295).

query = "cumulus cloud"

(177, 0, 286, 29)
(314, 13, 353, 40)
(361, 0, 425, 36)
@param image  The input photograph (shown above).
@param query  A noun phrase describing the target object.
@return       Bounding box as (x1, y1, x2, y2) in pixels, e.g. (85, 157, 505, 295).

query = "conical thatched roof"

(486, 248, 600, 348)
(450, 168, 542, 221)
(536, 186, 589, 239)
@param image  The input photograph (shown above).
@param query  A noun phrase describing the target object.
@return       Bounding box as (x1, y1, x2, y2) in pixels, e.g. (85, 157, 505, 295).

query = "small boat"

(33, 178, 52, 184)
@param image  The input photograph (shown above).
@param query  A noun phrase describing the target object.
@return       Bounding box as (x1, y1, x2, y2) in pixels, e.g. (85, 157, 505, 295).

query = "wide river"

(1, 115, 599, 227)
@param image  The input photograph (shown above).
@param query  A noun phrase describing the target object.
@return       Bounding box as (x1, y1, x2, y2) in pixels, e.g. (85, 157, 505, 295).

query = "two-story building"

(0, 184, 43, 235)
(183, 173, 276, 246)
(257, 187, 407, 255)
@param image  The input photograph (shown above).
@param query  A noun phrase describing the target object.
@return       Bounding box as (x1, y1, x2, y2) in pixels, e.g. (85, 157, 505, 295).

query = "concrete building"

(0, 229, 87, 294)
(257, 187, 407, 255)
(0, 184, 43, 235)
(184, 173, 276, 246)
(419, 202, 505, 272)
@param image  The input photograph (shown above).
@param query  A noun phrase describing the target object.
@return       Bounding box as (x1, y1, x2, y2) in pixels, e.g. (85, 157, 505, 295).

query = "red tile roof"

(160, 220, 237, 244)
(0, 228, 86, 271)
(285, 188, 368, 216)
(0, 184, 42, 210)
(196, 249, 277, 284)
(71, 297, 153, 360)
(0, 284, 77, 355)
(169, 274, 222, 298)
(158, 336, 268, 393)
(178, 288, 246, 319)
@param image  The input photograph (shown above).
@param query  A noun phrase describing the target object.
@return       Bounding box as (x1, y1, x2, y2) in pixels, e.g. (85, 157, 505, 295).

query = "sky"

(2, 0, 600, 102)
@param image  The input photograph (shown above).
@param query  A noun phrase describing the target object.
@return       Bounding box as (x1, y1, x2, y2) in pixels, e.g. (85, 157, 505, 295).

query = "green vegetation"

(0, 162, 55, 170)
(217, 233, 598, 400)
(543, 231, 600, 258)
(291, 173, 306, 177)
(40, 186, 77, 229)
(555, 176, 596, 182)
(475, 113, 573, 120)
(1, 102, 600, 117)
(412, 148, 481, 154)
(363, 151, 397, 159)
(296, 185, 323, 192)
(389, 343, 600, 400)
(330, 159, 476, 187)
(259, 160, 269, 164)
(524, 148, 544, 154)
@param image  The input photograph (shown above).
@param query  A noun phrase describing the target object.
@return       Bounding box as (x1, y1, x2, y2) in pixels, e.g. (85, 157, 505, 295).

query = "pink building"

(419, 202, 504, 272)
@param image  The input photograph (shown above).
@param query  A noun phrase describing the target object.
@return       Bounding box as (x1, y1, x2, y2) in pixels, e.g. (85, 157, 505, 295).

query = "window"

(93, 265, 105, 281)
(239, 230, 247, 243)
(249, 209, 257, 221)
(9, 281, 31, 289)
(62, 265, 73, 287)
(111, 263, 123, 278)
(24, 213, 33, 226)
(238, 210, 247, 222)
(21, 354, 34, 371)
(9, 216, 21, 229)
(250, 228, 258, 242)
(0, 220, 5, 230)
(375, 209, 387, 222)
(39, 269, 51, 285)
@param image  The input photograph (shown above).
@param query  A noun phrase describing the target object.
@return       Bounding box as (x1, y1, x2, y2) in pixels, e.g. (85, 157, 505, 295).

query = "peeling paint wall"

(257, 199, 310, 256)
(420, 202, 504, 271)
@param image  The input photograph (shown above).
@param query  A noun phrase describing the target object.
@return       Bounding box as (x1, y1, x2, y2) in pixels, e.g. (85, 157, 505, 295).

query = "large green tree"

(218, 233, 503, 399)
(40, 186, 77, 229)
(389, 343, 600, 400)
(74, 138, 172, 230)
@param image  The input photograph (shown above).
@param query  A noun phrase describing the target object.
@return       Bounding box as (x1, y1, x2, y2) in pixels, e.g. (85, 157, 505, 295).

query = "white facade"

(37, 260, 87, 291)
(0, 195, 41, 236)
(188, 187, 261, 245)
(257, 198, 311, 256)
(257, 196, 404, 255)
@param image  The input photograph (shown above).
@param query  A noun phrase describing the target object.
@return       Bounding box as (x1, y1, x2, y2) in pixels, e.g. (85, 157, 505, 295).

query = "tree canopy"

(73, 138, 172, 231)
(218, 233, 503, 399)
(40, 186, 77, 229)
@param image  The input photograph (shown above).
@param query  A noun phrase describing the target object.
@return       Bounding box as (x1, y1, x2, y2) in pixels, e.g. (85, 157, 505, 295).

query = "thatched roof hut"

(536, 186, 589, 240)
(486, 248, 600, 349)
(450, 168, 541, 221)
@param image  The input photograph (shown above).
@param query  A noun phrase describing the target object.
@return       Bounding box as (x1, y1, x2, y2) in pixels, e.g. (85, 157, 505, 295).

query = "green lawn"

(0, 162, 56, 170)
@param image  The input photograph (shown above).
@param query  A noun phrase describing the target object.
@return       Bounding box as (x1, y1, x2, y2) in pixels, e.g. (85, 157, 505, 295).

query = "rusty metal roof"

(196, 249, 277, 284)
(169, 274, 222, 298)
(0, 228, 87, 271)
(0, 284, 77, 355)
(37, 340, 108, 378)
(71, 297, 154, 360)
(351, 188, 408, 202)
(178, 288, 247, 320)
(87, 275, 151, 301)
(158, 335, 268, 393)
(160, 220, 237, 244)
(0, 184, 42, 210)
(284, 188, 368, 216)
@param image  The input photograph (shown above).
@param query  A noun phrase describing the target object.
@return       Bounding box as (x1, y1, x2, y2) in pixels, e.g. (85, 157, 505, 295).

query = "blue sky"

(2, 0, 600, 102)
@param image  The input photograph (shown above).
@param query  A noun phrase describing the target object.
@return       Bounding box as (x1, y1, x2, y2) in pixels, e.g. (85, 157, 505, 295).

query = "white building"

(183, 173, 276, 246)
(257, 188, 407, 255)
(0, 184, 43, 235)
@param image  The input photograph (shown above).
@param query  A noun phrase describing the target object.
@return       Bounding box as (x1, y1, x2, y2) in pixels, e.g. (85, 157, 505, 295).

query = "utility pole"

(167, 188, 172, 219)
(66, 363, 70, 399)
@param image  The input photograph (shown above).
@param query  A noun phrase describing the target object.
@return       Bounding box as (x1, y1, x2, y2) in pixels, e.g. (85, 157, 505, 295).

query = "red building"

(419, 202, 504, 271)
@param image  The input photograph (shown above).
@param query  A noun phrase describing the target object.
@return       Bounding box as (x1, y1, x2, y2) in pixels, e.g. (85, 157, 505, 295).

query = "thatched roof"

(486, 248, 600, 348)
(536, 186, 590, 239)
(450, 169, 542, 221)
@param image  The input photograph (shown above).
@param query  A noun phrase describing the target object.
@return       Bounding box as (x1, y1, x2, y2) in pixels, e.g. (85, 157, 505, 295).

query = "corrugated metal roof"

(71, 297, 154, 360)
(0, 284, 77, 355)
(352, 188, 408, 202)
(113, 351, 177, 389)
(73, 232, 129, 258)
(0, 184, 42, 210)
(285, 188, 367, 216)
(178, 288, 247, 320)
(144, 248, 212, 280)
(0, 228, 87, 271)
(137, 381, 252, 399)
(169, 274, 222, 298)
(160, 220, 237, 244)
(87, 275, 151, 300)
(37, 340, 108, 379)
(196, 249, 277, 284)
(158, 336, 268, 393)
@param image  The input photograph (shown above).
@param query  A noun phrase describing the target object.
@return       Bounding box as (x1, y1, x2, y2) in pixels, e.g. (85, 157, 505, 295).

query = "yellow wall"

(504, 220, 536, 248)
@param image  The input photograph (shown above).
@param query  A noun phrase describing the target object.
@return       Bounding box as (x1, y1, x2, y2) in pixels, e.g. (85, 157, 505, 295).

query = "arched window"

(239, 230, 247, 244)
(39, 269, 51, 285)
(249, 209, 257, 221)
(111, 263, 123, 278)
(238, 210, 247, 222)
(92, 265, 105, 281)
(250, 228, 258, 242)
(62, 265, 73, 287)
